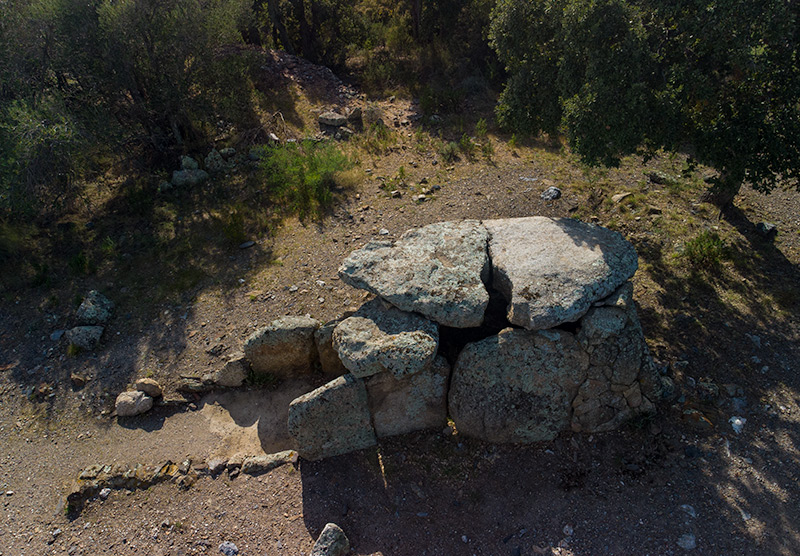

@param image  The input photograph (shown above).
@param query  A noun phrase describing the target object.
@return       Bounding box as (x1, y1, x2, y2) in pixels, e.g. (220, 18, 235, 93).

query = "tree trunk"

(699, 172, 742, 209)
(265, 0, 294, 53)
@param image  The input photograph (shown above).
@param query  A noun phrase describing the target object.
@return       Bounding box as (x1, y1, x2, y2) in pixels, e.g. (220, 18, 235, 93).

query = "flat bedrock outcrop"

(338, 220, 490, 328)
(484, 216, 638, 330)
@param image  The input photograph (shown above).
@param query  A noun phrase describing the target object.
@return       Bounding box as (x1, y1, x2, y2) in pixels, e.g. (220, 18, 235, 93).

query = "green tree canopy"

(490, 0, 800, 205)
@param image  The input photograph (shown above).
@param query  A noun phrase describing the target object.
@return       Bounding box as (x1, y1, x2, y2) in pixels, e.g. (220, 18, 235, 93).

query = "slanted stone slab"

(338, 220, 490, 328)
(448, 327, 589, 443)
(332, 298, 438, 380)
(288, 375, 376, 461)
(244, 316, 320, 377)
(314, 317, 349, 376)
(365, 356, 449, 438)
(485, 217, 638, 330)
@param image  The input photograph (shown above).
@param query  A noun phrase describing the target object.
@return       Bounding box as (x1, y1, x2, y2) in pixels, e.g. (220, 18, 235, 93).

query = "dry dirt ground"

(2, 57, 800, 556)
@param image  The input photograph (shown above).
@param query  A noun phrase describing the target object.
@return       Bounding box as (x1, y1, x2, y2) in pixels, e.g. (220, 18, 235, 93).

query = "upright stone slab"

(485, 217, 638, 330)
(314, 317, 349, 376)
(244, 316, 320, 377)
(288, 375, 376, 461)
(332, 298, 438, 379)
(365, 356, 450, 437)
(449, 327, 589, 443)
(338, 220, 490, 328)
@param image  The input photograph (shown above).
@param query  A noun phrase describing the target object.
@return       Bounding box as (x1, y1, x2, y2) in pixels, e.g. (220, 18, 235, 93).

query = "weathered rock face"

(571, 282, 655, 432)
(244, 316, 320, 377)
(288, 375, 376, 461)
(311, 523, 350, 556)
(204, 352, 249, 387)
(339, 220, 490, 328)
(365, 356, 449, 437)
(332, 298, 438, 380)
(485, 217, 638, 330)
(76, 290, 114, 325)
(134, 378, 162, 398)
(204, 149, 229, 173)
(171, 169, 209, 187)
(115, 391, 153, 417)
(314, 317, 349, 376)
(448, 328, 589, 443)
(319, 111, 347, 127)
(65, 326, 104, 350)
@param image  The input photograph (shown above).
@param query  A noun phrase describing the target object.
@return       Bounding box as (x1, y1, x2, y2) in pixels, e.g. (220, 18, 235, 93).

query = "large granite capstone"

(485, 217, 638, 330)
(338, 220, 490, 328)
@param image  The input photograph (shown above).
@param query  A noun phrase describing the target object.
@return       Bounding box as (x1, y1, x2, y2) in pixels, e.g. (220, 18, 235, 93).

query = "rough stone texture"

(448, 327, 589, 443)
(288, 375, 376, 461)
(244, 316, 320, 377)
(485, 216, 638, 330)
(65, 326, 104, 350)
(241, 450, 298, 475)
(311, 523, 350, 556)
(315, 318, 349, 376)
(204, 149, 228, 173)
(319, 111, 347, 126)
(180, 156, 199, 170)
(570, 282, 655, 432)
(171, 169, 209, 187)
(134, 378, 162, 398)
(76, 290, 114, 325)
(115, 391, 153, 417)
(339, 220, 490, 327)
(204, 352, 249, 387)
(332, 298, 438, 379)
(365, 356, 450, 438)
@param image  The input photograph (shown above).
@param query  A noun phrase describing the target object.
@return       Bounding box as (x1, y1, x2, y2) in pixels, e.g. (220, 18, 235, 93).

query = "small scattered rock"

(207, 458, 227, 476)
(239, 240, 255, 249)
(50, 330, 66, 342)
(755, 222, 777, 240)
(680, 504, 697, 519)
(218, 541, 239, 556)
(391, 190, 401, 198)
(319, 111, 347, 127)
(115, 391, 154, 417)
(181, 156, 199, 170)
(676, 533, 697, 550)
(70, 373, 87, 388)
(207, 353, 249, 387)
(729, 416, 746, 434)
(611, 192, 633, 203)
(76, 290, 114, 325)
(171, 169, 209, 187)
(541, 186, 562, 201)
(241, 450, 298, 475)
(311, 523, 350, 556)
(205, 149, 228, 173)
(134, 378, 162, 398)
(219, 147, 236, 159)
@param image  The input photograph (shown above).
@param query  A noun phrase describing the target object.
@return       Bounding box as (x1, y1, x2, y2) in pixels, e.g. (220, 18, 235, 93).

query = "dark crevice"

(438, 286, 511, 366)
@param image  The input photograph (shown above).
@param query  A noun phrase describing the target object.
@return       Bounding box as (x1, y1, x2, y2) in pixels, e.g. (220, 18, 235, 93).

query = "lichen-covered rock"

(205, 352, 249, 387)
(319, 111, 347, 127)
(449, 327, 589, 443)
(288, 375, 376, 461)
(311, 523, 350, 556)
(204, 148, 228, 173)
(339, 220, 490, 327)
(65, 326, 104, 350)
(134, 378, 162, 398)
(314, 317, 349, 376)
(180, 155, 199, 170)
(76, 290, 114, 325)
(332, 298, 438, 379)
(485, 217, 638, 330)
(365, 356, 449, 437)
(244, 316, 320, 377)
(171, 168, 209, 187)
(115, 391, 153, 417)
(241, 450, 298, 475)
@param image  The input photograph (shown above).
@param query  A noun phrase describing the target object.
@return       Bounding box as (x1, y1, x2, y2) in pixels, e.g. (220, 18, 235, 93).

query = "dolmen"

(245, 217, 660, 460)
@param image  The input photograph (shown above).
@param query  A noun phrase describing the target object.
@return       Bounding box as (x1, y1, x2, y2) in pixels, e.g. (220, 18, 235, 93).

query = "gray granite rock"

(65, 326, 104, 350)
(115, 391, 153, 417)
(171, 168, 209, 187)
(180, 156, 199, 170)
(319, 111, 347, 127)
(448, 327, 589, 443)
(314, 317, 349, 376)
(311, 523, 350, 556)
(332, 298, 438, 379)
(485, 216, 638, 330)
(204, 149, 228, 173)
(244, 316, 320, 377)
(76, 290, 114, 325)
(288, 375, 376, 461)
(339, 220, 490, 327)
(365, 356, 449, 437)
(205, 352, 249, 387)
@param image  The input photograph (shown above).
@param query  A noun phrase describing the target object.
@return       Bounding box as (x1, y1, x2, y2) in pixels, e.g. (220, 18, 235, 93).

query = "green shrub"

(258, 140, 354, 220)
(682, 231, 727, 268)
(439, 141, 459, 163)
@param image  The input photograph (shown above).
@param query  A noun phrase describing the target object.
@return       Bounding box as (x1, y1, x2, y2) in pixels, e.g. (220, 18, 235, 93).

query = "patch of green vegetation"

(66, 343, 82, 357)
(358, 123, 396, 156)
(247, 371, 281, 389)
(257, 140, 356, 220)
(459, 134, 477, 161)
(682, 230, 728, 268)
(439, 141, 459, 163)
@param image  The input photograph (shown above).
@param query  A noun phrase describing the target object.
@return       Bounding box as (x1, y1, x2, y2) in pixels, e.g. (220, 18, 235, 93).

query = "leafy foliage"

(490, 0, 800, 202)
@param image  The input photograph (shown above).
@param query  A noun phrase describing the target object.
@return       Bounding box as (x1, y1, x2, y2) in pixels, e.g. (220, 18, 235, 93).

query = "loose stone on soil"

(311, 523, 350, 556)
(134, 378, 162, 398)
(115, 391, 154, 417)
(218, 541, 239, 555)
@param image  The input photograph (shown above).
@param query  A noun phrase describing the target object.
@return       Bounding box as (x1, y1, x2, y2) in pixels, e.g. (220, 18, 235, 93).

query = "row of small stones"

(66, 450, 297, 513)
